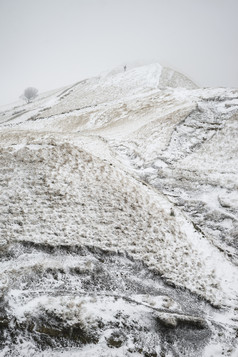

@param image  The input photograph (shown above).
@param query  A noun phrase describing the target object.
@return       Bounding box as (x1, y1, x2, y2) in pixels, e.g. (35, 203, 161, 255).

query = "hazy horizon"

(0, 0, 238, 106)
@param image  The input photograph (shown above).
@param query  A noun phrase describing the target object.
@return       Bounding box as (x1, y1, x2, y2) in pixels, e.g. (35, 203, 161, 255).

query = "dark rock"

(106, 329, 127, 348)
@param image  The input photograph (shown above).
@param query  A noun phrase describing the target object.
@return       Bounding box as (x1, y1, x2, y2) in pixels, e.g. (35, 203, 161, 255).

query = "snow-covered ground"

(0, 63, 237, 356)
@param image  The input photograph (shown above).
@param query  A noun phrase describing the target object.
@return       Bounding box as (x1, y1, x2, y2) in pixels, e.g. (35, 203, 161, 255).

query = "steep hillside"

(0, 64, 238, 356)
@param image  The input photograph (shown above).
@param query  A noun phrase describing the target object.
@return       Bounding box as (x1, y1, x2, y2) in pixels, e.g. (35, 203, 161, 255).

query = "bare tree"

(21, 87, 38, 103)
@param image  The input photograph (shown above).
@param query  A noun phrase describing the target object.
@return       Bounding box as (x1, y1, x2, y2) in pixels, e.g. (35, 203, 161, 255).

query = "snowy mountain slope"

(0, 63, 196, 131)
(107, 90, 238, 265)
(0, 63, 238, 356)
(0, 134, 236, 304)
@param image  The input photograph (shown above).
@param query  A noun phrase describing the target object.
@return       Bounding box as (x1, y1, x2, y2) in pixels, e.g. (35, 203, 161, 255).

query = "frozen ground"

(0, 63, 238, 356)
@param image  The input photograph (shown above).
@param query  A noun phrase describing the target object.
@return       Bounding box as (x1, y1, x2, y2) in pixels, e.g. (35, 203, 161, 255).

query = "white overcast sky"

(0, 0, 237, 106)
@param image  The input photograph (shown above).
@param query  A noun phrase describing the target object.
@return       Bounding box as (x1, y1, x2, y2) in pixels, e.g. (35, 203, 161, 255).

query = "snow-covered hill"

(0, 63, 238, 356)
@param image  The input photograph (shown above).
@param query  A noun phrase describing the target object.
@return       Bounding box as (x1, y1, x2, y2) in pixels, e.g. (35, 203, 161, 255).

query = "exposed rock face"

(0, 63, 237, 356)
